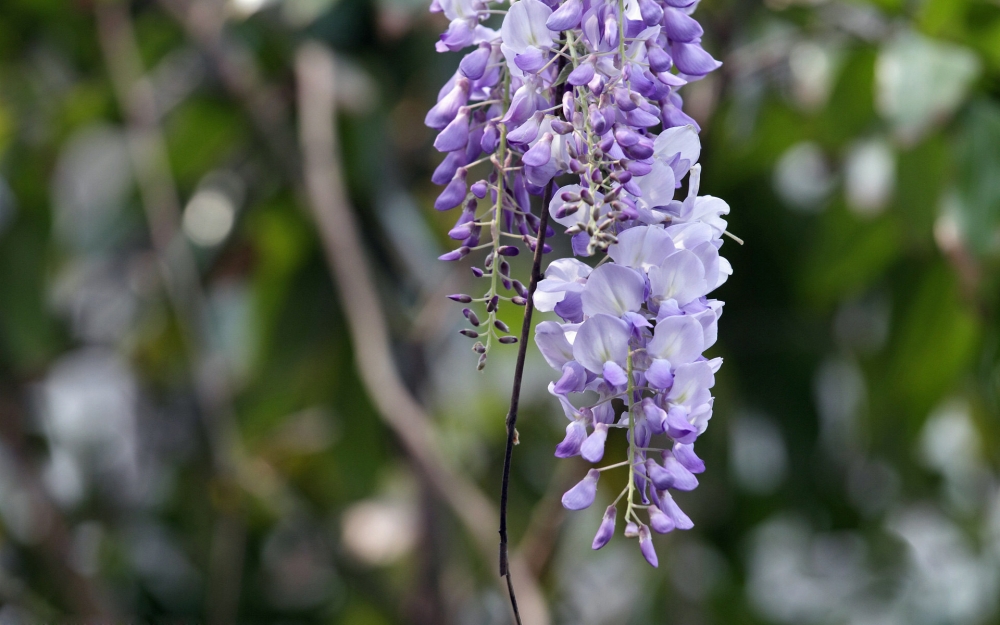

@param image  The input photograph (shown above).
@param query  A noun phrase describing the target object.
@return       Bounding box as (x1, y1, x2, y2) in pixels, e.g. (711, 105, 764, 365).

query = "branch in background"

(94, 4, 248, 622)
(294, 42, 549, 625)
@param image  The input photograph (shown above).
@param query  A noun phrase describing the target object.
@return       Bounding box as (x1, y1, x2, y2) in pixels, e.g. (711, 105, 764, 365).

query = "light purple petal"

(666, 361, 714, 406)
(561, 468, 600, 510)
(648, 250, 707, 307)
(665, 406, 698, 444)
(649, 504, 676, 534)
(673, 442, 705, 474)
(553, 361, 588, 394)
(657, 490, 693, 530)
(581, 264, 646, 318)
(534, 321, 575, 368)
(608, 225, 676, 272)
(646, 358, 674, 390)
(602, 361, 628, 387)
(572, 314, 631, 374)
(638, 524, 658, 567)
(581, 423, 609, 462)
(592, 505, 617, 549)
(647, 314, 705, 365)
(555, 420, 588, 458)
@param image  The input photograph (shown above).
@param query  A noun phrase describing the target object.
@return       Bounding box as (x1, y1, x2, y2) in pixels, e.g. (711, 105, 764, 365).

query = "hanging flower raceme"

(427, 0, 731, 565)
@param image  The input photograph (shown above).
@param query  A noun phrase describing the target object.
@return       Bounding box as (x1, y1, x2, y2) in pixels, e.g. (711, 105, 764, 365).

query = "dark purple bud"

(671, 41, 722, 76)
(647, 44, 673, 73)
(448, 293, 473, 303)
(624, 159, 653, 176)
(567, 61, 596, 86)
(494, 319, 510, 332)
(637, 0, 663, 25)
(438, 246, 470, 261)
(638, 524, 659, 567)
(561, 190, 581, 202)
(663, 6, 704, 43)
(592, 505, 617, 550)
(435, 168, 468, 210)
(546, 0, 582, 30)
(551, 119, 574, 134)
(425, 77, 470, 129)
(471, 180, 488, 198)
(512, 280, 526, 296)
(477, 353, 487, 370)
(470, 266, 484, 278)
(486, 294, 499, 312)
(502, 276, 512, 290)
(499, 260, 510, 276)
(555, 203, 580, 219)
(473, 341, 486, 353)
(498, 245, 519, 256)
(498, 335, 518, 344)
(623, 141, 654, 160)
(459, 329, 480, 338)
(561, 468, 599, 510)
(579, 188, 594, 205)
(465, 309, 480, 326)
(613, 88, 637, 111)
(522, 133, 553, 167)
(612, 169, 632, 184)
(588, 105, 609, 135)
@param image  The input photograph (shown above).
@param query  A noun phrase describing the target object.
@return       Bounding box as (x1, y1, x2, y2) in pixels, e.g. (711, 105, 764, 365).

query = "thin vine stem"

(498, 49, 568, 625)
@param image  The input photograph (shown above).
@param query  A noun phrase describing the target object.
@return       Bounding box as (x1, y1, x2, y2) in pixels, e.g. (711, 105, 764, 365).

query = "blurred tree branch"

(294, 42, 549, 625)
(95, 4, 250, 622)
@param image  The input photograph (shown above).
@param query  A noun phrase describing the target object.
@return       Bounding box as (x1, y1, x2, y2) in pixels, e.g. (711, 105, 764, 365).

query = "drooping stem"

(498, 50, 568, 625)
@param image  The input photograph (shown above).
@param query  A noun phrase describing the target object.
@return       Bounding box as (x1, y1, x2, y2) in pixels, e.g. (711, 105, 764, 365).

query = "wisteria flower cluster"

(426, 0, 731, 566)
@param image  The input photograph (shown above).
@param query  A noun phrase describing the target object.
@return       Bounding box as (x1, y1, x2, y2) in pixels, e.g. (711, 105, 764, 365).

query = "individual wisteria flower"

(426, 0, 732, 566)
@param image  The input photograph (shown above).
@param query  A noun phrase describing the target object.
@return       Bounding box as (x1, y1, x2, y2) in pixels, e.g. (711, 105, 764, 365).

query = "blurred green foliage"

(0, 0, 998, 623)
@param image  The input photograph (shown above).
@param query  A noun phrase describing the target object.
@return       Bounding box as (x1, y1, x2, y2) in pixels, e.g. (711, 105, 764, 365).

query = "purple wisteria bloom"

(426, 0, 731, 566)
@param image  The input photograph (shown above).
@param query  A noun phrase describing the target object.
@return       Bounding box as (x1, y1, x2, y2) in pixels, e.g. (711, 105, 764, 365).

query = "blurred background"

(0, 0, 999, 623)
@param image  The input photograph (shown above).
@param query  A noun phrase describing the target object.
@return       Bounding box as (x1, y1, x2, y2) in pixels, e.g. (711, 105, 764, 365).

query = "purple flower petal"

(561, 468, 600, 510)
(662, 7, 703, 42)
(592, 505, 617, 549)
(638, 524, 658, 567)
(648, 505, 676, 534)
(555, 420, 588, 458)
(647, 315, 705, 365)
(646, 358, 674, 390)
(657, 490, 694, 530)
(581, 423, 609, 462)
(581, 264, 645, 318)
(671, 41, 722, 76)
(572, 314, 630, 375)
(673, 442, 705, 474)
(546, 0, 582, 30)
